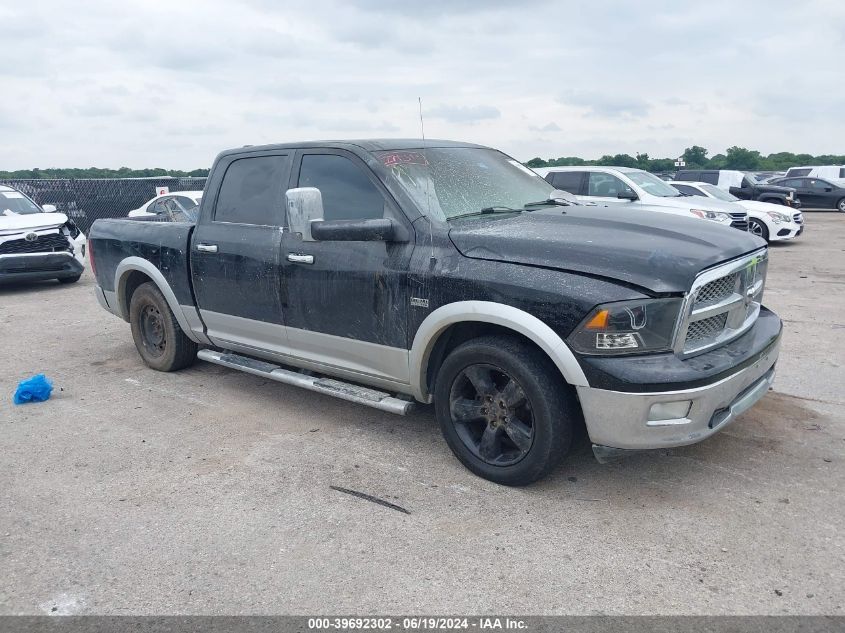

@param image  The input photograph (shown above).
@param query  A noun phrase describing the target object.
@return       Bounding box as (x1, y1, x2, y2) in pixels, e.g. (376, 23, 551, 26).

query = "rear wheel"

(129, 282, 197, 371)
(434, 335, 578, 486)
(837, 198, 845, 213)
(748, 218, 770, 242)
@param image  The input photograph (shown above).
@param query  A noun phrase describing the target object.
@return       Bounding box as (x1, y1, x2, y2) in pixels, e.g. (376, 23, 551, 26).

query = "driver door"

(280, 150, 415, 384)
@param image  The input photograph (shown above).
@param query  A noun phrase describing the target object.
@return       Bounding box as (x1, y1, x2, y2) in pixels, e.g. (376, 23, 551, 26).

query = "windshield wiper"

(453, 206, 523, 218)
(523, 198, 576, 209)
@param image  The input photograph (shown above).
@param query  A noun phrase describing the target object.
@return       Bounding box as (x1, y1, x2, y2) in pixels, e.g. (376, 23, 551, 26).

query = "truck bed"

(89, 218, 196, 308)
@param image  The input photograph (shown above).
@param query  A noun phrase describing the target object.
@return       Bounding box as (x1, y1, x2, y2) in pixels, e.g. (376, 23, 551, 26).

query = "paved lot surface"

(1, 214, 843, 615)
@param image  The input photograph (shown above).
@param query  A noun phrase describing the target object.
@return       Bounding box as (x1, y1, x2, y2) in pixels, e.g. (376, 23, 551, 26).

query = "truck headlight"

(689, 209, 732, 224)
(766, 211, 790, 224)
(568, 298, 683, 355)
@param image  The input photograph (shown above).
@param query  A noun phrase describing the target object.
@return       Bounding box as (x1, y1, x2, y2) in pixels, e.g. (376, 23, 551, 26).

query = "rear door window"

(699, 172, 719, 185)
(214, 156, 288, 225)
(548, 171, 584, 194)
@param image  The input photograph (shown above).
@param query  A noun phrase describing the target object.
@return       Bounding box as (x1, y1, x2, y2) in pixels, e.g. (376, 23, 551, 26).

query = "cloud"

(425, 105, 501, 124)
(530, 122, 561, 132)
(0, 0, 843, 169)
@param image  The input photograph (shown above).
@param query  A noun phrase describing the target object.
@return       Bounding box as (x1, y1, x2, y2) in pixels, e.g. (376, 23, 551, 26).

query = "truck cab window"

(298, 154, 384, 221)
(699, 172, 718, 185)
(548, 171, 583, 194)
(215, 156, 287, 225)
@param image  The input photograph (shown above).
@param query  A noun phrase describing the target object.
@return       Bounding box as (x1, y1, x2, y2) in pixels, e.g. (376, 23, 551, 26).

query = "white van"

(784, 165, 845, 180)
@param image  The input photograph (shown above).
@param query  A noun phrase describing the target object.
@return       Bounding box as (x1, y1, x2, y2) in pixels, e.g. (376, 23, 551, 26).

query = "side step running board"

(197, 349, 415, 415)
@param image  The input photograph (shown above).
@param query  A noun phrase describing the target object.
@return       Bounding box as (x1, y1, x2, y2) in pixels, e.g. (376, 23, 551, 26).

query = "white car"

(535, 166, 749, 231)
(127, 191, 203, 221)
(671, 181, 803, 243)
(0, 185, 87, 284)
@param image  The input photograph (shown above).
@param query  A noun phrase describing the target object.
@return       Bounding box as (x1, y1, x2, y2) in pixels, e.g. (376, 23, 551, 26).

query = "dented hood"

(0, 212, 68, 234)
(448, 206, 764, 294)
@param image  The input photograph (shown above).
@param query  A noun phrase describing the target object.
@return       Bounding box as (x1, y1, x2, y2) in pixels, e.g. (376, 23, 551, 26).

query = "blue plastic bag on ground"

(13, 374, 53, 405)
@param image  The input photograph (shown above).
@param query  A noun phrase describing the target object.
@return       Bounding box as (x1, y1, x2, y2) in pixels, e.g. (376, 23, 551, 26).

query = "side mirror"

(286, 187, 324, 242)
(42, 204, 57, 212)
(311, 218, 397, 242)
(617, 190, 638, 201)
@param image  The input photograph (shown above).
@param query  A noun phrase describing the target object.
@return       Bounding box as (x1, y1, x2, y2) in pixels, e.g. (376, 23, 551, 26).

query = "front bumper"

(0, 251, 84, 284)
(769, 221, 803, 241)
(576, 316, 781, 452)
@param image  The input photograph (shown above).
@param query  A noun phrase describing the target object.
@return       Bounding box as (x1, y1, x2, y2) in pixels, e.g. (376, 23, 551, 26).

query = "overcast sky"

(2, 0, 843, 169)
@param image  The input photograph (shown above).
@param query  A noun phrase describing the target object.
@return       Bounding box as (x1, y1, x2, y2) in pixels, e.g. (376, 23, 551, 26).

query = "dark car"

(674, 170, 800, 208)
(88, 139, 781, 486)
(771, 177, 845, 212)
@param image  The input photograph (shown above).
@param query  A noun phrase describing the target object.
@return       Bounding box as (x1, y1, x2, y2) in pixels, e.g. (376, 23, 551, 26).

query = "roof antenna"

(419, 97, 435, 265)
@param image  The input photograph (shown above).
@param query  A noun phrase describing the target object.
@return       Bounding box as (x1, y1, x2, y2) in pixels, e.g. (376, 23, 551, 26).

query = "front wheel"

(748, 218, 770, 242)
(434, 336, 579, 486)
(129, 282, 197, 371)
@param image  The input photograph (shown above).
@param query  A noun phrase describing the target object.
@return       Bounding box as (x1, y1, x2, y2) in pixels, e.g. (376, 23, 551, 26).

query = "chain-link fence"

(0, 177, 207, 234)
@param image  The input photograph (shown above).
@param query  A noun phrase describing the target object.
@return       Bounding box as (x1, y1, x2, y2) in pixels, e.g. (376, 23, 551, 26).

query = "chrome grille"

(686, 313, 728, 342)
(730, 212, 749, 232)
(793, 212, 803, 225)
(677, 249, 768, 356)
(695, 273, 739, 306)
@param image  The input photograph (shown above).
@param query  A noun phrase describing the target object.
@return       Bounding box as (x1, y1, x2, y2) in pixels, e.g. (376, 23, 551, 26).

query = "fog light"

(647, 400, 692, 424)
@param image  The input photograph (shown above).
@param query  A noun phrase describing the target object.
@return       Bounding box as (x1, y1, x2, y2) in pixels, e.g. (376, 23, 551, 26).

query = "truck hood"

(756, 184, 794, 194)
(0, 212, 68, 234)
(448, 206, 764, 294)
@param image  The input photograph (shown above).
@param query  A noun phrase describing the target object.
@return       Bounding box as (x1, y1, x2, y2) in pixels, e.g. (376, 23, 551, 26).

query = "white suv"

(535, 166, 749, 231)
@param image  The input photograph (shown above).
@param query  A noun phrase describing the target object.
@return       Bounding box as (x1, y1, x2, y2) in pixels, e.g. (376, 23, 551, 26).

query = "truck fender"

(409, 301, 589, 402)
(113, 257, 208, 345)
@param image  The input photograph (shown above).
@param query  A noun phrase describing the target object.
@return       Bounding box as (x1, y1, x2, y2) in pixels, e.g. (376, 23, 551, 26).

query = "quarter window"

(215, 156, 288, 225)
(298, 154, 385, 221)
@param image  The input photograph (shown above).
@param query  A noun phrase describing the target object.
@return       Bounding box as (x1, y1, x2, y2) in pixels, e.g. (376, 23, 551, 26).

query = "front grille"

(695, 273, 738, 306)
(678, 250, 768, 355)
(793, 212, 803, 225)
(0, 233, 71, 256)
(730, 212, 749, 231)
(686, 313, 728, 342)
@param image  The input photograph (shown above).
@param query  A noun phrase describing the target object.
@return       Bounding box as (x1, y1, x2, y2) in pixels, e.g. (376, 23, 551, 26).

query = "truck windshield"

(375, 148, 554, 220)
(0, 191, 43, 215)
(624, 171, 684, 197)
(700, 184, 739, 202)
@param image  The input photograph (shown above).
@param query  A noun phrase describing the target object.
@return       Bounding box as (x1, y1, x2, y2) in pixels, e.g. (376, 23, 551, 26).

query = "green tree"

(525, 157, 546, 168)
(724, 146, 762, 170)
(682, 146, 709, 168)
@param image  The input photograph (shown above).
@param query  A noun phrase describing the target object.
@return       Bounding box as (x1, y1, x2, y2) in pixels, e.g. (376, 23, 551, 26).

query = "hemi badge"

(410, 297, 429, 308)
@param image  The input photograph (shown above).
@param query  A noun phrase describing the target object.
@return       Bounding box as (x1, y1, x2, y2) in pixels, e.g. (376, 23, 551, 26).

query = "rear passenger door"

(279, 150, 415, 384)
(191, 153, 291, 353)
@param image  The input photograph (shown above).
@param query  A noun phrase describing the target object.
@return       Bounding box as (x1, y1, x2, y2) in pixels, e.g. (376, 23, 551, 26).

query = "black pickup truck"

(89, 140, 782, 485)
(674, 169, 800, 208)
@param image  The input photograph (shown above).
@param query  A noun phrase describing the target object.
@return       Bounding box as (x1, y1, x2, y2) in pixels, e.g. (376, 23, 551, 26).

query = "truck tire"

(434, 335, 578, 486)
(129, 282, 197, 372)
(748, 218, 770, 242)
(58, 274, 82, 284)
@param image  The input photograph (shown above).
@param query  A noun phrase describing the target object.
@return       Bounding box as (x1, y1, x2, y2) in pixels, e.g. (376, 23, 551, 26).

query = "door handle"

(196, 243, 218, 253)
(287, 253, 314, 264)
